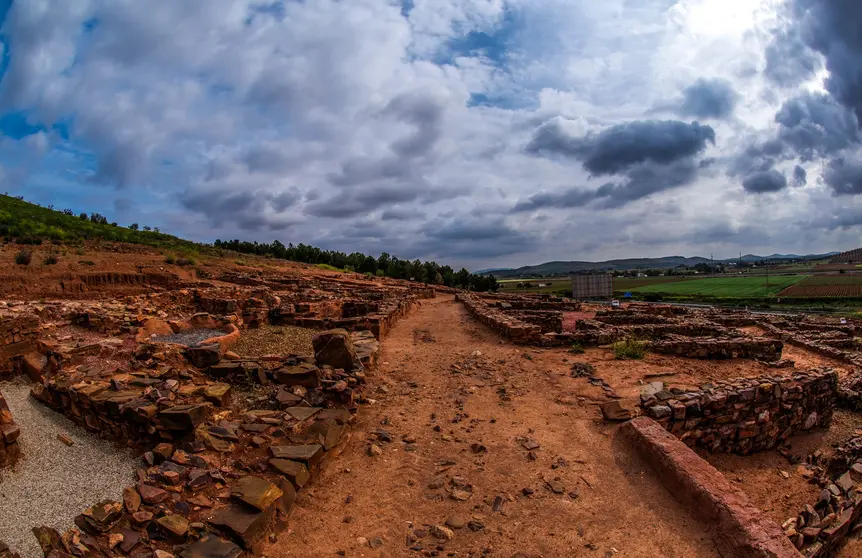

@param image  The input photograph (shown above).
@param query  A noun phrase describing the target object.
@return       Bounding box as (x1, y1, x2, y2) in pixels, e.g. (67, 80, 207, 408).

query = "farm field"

(629, 274, 807, 298)
(498, 278, 570, 293)
(778, 274, 862, 298)
(500, 275, 692, 294)
(614, 276, 690, 290)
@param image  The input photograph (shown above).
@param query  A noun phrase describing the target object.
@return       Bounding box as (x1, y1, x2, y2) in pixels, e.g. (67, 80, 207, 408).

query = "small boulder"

(312, 329, 360, 371)
(186, 344, 221, 368)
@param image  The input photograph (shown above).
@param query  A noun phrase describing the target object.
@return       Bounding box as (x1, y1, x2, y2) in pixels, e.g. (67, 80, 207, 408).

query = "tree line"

(213, 239, 499, 291)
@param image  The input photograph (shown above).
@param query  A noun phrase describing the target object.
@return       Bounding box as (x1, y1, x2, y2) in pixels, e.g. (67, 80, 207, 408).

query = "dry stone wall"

(641, 368, 838, 454)
(456, 293, 542, 344)
(649, 336, 783, 361)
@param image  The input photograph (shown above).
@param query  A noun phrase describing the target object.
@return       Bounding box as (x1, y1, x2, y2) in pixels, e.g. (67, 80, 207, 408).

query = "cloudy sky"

(1, 0, 861, 270)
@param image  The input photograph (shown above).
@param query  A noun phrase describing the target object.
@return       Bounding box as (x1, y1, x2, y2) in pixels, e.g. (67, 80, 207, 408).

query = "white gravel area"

(0, 379, 139, 557)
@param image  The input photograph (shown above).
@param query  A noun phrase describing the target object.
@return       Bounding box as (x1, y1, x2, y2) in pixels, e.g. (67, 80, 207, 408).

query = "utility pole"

(765, 257, 770, 287)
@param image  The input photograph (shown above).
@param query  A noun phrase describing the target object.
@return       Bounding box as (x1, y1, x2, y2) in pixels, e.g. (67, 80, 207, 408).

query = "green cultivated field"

(614, 276, 689, 291)
(629, 275, 807, 298)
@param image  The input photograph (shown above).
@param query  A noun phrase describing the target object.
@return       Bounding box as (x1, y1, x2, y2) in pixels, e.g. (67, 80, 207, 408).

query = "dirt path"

(267, 295, 719, 557)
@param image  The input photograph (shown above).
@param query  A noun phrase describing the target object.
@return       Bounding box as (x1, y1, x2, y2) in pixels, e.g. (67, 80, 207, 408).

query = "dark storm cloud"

(180, 187, 300, 231)
(383, 92, 445, 158)
(306, 187, 419, 218)
(729, 93, 860, 186)
(823, 156, 862, 195)
(380, 207, 427, 221)
(690, 223, 773, 245)
(406, 218, 536, 259)
(793, 165, 807, 187)
(526, 119, 715, 175)
(678, 78, 738, 119)
(727, 142, 783, 178)
(783, 0, 862, 122)
(306, 182, 465, 219)
(512, 160, 699, 212)
(774, 92, 859, 160)
(327, 92, 445, 188)
(742, 169, 788, 193)
(764, 27, 822, 87)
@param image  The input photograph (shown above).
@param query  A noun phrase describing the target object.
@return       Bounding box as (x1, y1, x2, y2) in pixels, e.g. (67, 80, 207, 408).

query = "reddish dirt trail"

(267, 295, 719, 558)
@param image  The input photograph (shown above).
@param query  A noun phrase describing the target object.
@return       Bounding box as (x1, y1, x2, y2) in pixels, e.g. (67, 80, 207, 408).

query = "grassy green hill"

(490, 256, 712, 277)
(0, 195, 202, 251)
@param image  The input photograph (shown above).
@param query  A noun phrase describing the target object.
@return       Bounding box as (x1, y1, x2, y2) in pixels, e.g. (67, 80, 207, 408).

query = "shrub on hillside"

(613, 338, 646, 360)
(176, 256, 196, 266)
(43, 253, 59, 265)
(79, 260, 96, 266)
(569, 342, 585, 354)
(164, 255, 176, 264)
(15, 250, 32, 266)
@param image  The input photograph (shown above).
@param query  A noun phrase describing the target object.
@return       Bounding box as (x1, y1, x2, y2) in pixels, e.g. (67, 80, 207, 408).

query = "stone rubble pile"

(783, 452, 862, 555)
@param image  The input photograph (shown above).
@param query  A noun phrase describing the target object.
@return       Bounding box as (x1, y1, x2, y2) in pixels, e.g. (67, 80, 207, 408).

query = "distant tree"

(153, 227, 160, 233)
(62, 208, 74, 216)
(79, 212, 88, 220)
(129, 223, 139, 231)
(143, 225, 152, 231)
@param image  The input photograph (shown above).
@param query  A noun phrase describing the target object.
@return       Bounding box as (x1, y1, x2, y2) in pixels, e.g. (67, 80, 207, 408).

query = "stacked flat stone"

(0, 389, 20, 468)
(0, 315, 40, 374)
(641, 368, 838, 454)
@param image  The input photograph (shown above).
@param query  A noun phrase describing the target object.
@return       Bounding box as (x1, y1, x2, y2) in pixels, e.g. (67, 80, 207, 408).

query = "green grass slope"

(0, 195, 201, 251)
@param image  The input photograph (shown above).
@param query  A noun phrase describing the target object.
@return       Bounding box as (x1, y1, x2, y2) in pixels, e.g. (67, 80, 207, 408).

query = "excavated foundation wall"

(0, 316, 40, 374)
(649, 337, 783, 360)
(641, 368, 838, 454)
(456, 293, 542, 344)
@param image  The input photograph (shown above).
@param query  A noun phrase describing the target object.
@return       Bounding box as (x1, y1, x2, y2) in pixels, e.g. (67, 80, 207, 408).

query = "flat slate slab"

(208, 504, 274, 549)
(180, 534, 242, 558)
(285, 406, 321, 421)
(269, 444, 324, 468)
(269, 459, 310, 488)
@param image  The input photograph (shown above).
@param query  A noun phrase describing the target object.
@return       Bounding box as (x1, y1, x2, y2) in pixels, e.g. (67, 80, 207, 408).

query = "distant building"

(571, 273, 613, 299)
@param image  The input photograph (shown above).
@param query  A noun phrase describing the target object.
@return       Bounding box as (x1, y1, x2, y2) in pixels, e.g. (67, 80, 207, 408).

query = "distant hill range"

(481, 252, 839, 278)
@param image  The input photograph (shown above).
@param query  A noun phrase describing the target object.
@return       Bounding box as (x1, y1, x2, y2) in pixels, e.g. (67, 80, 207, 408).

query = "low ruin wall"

(510, 310, 562, 333)
(642, 368, 838, 454)
(649, 337, 783, 361)
(456, 293, 542, 344)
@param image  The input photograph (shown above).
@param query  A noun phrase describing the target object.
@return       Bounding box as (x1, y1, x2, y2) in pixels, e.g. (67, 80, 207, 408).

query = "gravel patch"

(0, 379, 138, 557)
(231, 325, 315, 357)
(150, 328, 224, 346)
